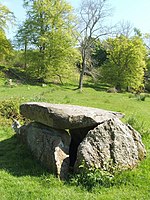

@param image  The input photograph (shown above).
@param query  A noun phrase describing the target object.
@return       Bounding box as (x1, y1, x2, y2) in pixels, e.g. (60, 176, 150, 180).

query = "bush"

(135, 94, 146, 101)
(70, 163, 114, 191)
(128, 93, 147, 101)
(0, 99, 22, 121)
(145, 81, 150, 92)
(126, 115, 146, 135)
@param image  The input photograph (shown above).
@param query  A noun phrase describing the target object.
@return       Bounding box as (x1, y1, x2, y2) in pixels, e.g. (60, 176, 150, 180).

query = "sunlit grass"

(0, 83, 150, 199)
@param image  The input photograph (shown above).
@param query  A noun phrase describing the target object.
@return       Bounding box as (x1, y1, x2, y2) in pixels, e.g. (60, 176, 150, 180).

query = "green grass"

(0, 83, 150, 199)
(0, 83, 149, 130)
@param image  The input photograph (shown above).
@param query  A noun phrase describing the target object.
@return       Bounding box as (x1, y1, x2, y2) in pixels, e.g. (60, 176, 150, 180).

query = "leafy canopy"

(101, 35, 147, 91)
(16, 0, 79, 82)
(0, 3, 15, 31)
(0, 3, 14, 65)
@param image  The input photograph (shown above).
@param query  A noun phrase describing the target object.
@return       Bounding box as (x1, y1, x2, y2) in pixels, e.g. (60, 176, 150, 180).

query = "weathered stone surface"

(74, 118, 146, 172)
(15, 103, 146, 177)
(20, 102, 124, 129)
(19, 122, 70, 179)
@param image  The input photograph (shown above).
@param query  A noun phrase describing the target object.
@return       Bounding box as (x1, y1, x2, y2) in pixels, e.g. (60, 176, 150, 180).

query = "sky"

(1, 0, 150, 39)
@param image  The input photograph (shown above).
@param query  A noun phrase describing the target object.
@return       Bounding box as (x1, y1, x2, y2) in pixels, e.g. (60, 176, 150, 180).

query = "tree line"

(0, 0, 150, 92)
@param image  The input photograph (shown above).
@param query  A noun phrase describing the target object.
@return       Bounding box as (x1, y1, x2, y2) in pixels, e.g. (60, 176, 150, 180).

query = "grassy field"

(0, 82, 150, 200)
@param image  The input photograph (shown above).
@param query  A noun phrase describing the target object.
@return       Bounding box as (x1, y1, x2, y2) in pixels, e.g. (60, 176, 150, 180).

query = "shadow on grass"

(64, 82, 110, 92)
(83, 82, 110, 91)
(0, 135, 47, 177)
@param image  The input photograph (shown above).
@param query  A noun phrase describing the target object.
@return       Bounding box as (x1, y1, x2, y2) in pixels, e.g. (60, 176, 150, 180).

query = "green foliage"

(25, 50, 47, 79)
(145, 82, 150, 92)
(101, 35, 147, 91)
(126, 114, 146, 136)
(0, 3, 15, 31)
(12, 50, 26, 69)
(70, 163, 114, 191)
(16, 0, 79, 83)
(0, 3, 15, 66)
(128, 93, 147, 101)
(0, 99, 22, 121)
(137, 94, 146, 101)
(91, 39, 108, 68)
(0, 30, 13, 65)
(44, 30, 80, 83)
(145, 57, 150, 92)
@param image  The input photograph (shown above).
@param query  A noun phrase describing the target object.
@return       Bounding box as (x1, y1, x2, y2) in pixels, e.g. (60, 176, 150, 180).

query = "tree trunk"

(24, 39, 27, 69)
(56, 74, 63, 85)
(78, 51, 86, 92)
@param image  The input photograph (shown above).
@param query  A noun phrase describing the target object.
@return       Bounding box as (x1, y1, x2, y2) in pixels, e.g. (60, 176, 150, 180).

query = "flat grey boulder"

(74, 118, 146, 172)
(20, 102, 124, 129)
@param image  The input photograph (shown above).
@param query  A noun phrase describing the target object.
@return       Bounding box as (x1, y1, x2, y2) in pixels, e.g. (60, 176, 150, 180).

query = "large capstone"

(74, 118, 146, 172)
(20, 102, 124, 129)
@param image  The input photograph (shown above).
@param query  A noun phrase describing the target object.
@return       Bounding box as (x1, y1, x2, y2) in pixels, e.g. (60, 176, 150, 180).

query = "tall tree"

(91, 39, 107, 68)
(16, 0, 79, 82)
(101, 35, 147, 91)
(0, 30, 13, 64)
(0, 3, 15, 31)
(0, 3, 15, 65)
(15, 21, 30, 68)
(142, 33, 150, 58)
(116, 21, 133, 38)
(76, 0, 112, 91)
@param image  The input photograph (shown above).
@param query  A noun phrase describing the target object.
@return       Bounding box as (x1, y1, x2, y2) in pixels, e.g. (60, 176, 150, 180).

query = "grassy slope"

(0, 83, 150, 200)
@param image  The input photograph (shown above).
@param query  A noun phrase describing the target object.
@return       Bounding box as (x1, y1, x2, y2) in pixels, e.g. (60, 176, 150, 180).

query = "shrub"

(126, 115, 145, 135)
(145, 81, 150, 92)
(136, 94, 146, 101)
(129, 93, 147, 101)
(70, 163, 114, 191)
(0, 99, 23, 121)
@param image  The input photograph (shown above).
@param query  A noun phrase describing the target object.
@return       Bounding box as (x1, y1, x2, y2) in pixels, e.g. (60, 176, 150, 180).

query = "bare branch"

(76, 0, 114, 90)
(115, 20, 134, 37)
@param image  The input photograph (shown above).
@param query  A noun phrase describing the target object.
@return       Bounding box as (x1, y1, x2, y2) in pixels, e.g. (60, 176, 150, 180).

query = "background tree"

(0, 30, 13, 65)
(0, 3, 15, 66)
(15, 21, 31, 69)
(16, 0, 79, 83)
(91, 39, 107, 68)
(76, 0, 113, 91)
(78, 39, 107, 80)
(143, 33, 150, 91)
(101, 35, 147, 91)
(115, 21, 133, 38)
(0, 3, 15, 31)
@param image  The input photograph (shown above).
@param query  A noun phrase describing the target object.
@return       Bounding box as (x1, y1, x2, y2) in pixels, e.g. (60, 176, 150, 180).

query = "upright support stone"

(74, 118, 146, 172)
(19, 122, 70, 179)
